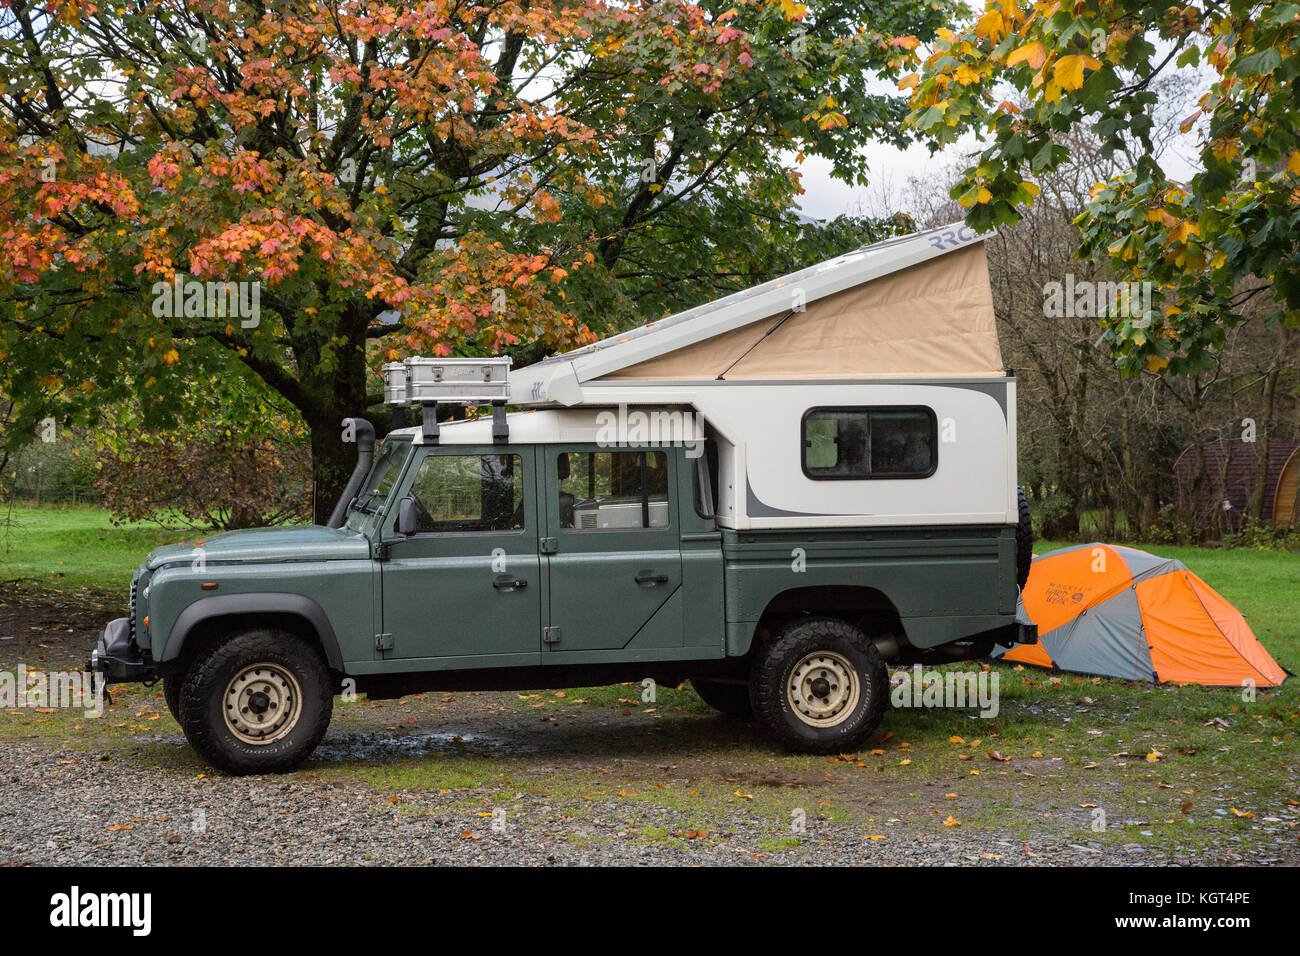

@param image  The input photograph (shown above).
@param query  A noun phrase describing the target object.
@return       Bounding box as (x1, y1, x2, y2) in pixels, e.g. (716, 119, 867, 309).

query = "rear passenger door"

(541, 446, 683, 655)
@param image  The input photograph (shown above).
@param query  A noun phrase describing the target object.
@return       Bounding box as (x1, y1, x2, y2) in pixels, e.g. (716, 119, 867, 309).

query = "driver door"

(378, 446, 542, 667)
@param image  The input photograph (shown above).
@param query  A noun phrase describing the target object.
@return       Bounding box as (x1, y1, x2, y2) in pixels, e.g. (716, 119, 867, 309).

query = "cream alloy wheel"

(222, 662, 303, 745)
(787, 650, 860, 728)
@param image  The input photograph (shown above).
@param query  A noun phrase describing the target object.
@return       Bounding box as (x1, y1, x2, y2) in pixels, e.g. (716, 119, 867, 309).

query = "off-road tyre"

(162, 676, 184, 723)
(1015, 486, 1034, 589)
(690, 677, 753, 718)
(750, 617, 888, 754)
(178, 628, 333, 776)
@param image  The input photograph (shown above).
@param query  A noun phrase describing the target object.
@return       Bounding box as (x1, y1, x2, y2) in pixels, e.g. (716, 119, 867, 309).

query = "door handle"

(634, 571, 669, 586)
(493, 577, 528, 590)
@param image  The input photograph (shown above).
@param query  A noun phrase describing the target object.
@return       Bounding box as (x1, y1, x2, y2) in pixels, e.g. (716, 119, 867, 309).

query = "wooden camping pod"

(1273, 446, 1300, 530)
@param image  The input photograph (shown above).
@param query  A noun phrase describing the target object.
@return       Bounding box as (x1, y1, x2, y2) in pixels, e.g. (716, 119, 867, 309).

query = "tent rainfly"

(994, 543, 1288, 687)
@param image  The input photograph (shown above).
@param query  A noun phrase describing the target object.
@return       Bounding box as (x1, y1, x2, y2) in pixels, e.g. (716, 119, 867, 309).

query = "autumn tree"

(0, 0, 947, 521)
(906, 0, 1299, 372)
(905, 0, 1300, 534)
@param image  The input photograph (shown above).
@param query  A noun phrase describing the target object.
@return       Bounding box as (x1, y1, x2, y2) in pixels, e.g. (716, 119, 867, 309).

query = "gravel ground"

(1, 739, 1288, 866)
(2, 591, 1295, 867)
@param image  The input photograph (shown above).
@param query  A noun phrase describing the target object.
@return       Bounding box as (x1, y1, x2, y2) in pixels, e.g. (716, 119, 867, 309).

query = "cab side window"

(557, 451, 668, 529)
(408, 454, 524, 533)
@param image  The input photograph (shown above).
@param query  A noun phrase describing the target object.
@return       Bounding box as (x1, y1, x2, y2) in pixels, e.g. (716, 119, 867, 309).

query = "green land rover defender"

(89, 225, 1037, 774)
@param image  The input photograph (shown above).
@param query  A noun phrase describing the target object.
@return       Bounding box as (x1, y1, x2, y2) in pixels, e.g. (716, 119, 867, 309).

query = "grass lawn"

(1, 503, 207, 596)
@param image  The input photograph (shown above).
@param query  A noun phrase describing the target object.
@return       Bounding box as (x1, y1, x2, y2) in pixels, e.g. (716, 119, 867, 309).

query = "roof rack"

(382, 356, 512, 444)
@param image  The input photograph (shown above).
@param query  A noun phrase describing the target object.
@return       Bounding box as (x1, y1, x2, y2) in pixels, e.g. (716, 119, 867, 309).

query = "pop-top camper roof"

(511, 222, 1002, 406)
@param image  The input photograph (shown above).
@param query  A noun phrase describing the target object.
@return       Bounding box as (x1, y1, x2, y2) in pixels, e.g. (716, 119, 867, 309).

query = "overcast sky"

(795, 47, 1213, 224)
(795, 127, 1208, 223)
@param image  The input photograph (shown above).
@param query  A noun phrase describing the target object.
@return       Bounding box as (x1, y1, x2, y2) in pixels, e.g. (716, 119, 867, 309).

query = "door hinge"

(374, 632, 394, 651)
(373, 541, 390, 562)
(543, 626, 562, 645)
(539, 537, 558, 554)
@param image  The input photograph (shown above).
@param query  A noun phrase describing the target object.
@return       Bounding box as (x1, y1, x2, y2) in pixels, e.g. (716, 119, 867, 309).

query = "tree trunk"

(294, 310, 373, 526)
(1247, 366, 1279, 522)
(309, 417, 359, 525)
(1183, 376, 1208, 539)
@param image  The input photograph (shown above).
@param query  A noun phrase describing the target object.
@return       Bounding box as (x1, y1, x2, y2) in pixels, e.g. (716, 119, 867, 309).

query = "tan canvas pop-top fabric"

(600, 243, 1003, 381)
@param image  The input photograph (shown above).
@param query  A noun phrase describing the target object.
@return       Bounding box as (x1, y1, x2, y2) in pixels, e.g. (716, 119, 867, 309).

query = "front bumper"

(87, 617, 155, 684)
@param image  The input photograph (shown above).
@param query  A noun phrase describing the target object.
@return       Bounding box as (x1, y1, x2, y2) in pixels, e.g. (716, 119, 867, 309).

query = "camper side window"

(802, 407, 936, 480)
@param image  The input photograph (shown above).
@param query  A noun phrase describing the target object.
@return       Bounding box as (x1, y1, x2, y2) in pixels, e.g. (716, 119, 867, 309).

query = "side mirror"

(396, 497, 418, 536)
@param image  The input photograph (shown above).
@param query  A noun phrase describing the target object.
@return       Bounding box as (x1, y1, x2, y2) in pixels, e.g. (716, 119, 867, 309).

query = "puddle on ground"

(313, 729, 541, 761)
(137, 728, 541, 762)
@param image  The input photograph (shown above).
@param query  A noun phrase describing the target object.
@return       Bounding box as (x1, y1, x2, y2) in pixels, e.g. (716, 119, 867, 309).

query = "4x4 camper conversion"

(90, 223, 1036, 775)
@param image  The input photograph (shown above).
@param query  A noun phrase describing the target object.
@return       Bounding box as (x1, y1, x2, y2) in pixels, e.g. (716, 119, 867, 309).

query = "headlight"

(142, 584, 151, 601)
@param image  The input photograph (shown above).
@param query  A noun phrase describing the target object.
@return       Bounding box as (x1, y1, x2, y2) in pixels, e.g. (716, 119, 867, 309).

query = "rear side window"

(557, 450, 669, 530)
(802, 407, 936, 480)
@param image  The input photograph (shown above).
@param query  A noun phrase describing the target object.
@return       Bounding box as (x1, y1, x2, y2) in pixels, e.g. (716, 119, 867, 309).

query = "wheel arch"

(159, 594, 344, 672)
(745, 585, 907, 659)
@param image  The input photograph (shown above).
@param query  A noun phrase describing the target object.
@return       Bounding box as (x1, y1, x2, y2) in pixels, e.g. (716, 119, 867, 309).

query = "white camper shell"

(388, 222, 1016, 531)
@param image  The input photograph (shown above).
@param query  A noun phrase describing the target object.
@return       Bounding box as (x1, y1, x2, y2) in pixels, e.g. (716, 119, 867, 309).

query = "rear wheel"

(750, 617, 887, 754)
(690, 677, 753, 718)
(178, 628, 333, 776)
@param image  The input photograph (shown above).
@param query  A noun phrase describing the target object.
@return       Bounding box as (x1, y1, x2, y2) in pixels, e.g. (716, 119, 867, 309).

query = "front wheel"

(162, 676, 184, 723)
(178, 628, 334, 775)
(750, 617, 887, 754)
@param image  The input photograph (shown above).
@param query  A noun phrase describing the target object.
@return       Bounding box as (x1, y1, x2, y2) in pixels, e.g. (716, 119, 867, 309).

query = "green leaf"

(1234, 48, 1282, 76)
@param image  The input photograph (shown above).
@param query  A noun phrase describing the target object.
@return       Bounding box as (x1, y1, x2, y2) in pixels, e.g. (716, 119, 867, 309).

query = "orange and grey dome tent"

(993, 543, 1287, 687)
